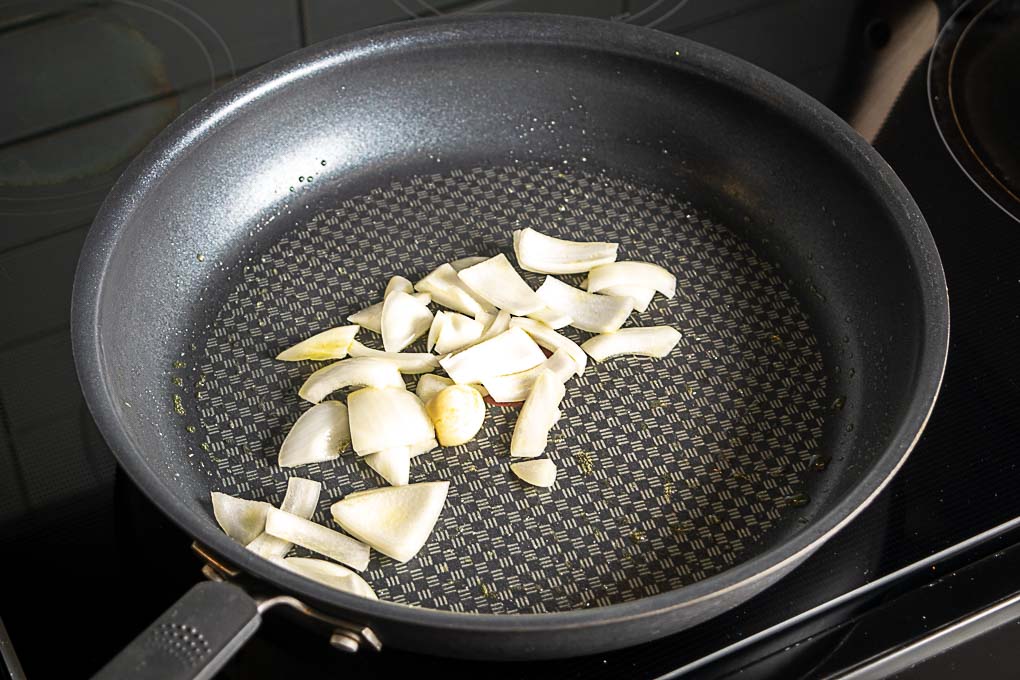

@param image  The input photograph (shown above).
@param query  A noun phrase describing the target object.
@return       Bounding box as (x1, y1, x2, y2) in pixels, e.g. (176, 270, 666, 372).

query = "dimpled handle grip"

(93, 581, 261, 680)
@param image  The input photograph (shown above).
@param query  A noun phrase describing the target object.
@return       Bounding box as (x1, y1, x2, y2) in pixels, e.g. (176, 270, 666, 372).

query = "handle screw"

(329, 631, 361, 653)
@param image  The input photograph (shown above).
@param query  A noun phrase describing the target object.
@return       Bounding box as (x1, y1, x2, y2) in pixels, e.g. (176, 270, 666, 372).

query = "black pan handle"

(93, 581, 260, 680)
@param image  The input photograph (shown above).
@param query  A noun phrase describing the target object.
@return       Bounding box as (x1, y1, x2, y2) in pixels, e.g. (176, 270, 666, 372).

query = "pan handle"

(93, 581, 260, 680)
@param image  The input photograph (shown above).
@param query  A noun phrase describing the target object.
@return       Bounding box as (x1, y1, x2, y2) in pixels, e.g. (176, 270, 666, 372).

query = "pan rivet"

(329, 631, 361, 653)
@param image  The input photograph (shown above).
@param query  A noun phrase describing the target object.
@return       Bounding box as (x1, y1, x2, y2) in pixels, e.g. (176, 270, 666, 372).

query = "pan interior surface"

(77, 16, 942, 630)
(189, 162, 828, 613)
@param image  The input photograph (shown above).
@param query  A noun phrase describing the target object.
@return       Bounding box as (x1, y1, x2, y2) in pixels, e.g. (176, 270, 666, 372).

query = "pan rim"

(72, 13, 949, 638)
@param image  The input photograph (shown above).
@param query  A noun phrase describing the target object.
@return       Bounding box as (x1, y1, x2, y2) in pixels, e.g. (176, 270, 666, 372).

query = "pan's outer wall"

(72, 16, 948, 659)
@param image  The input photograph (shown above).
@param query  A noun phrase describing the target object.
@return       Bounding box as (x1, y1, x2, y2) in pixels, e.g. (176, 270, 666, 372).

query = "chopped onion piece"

(439, 327, 546, 384)
(348, 303, 383, 332)
(472, 309, 495, 330)
(511, 459, 557, 487)
(418, 285, 487, 317)
(279, 477, 322, 515)
(597, 285, 655, 313)
(415, 374, 453, 405)
(384, 275, 414, 298)
(265, 508, 370, 571)
(272, 556, 378, 600)
(535, 276, 633, 333)
(587, 261, 676, 299)
(450, 256, 488, 271)
(246, 536, 290, 562)
(381, 291, 434, 352)
(212, 492, 272, 545)
(426, 385, 486, 446)
(409, 437, 439, 459)
(347, 387, 435, 455)
(513, 227, 618, 274)
(477, 309, 511, 344)
(527, 306, 572, 329)
(276, 326, 359, 361)
(457, 254, 546, 315)
(510, 369, 566, 458)
(581, 326, 681, 362)
(347, 293, 430, 334)
(347, 341, 440, 374)
(364, 446, 411, 486)
(482, 348, 577, 403)
(415, 263, 494, 316)
(426, 311, 446, 353)
(509, 317, 588, 375)
(278, 402, 350, 467)
(435, 312, 484, 355)
(330, 481, 450, 563)
(298, 357, 404, 404)
(247, 477, 322, 559)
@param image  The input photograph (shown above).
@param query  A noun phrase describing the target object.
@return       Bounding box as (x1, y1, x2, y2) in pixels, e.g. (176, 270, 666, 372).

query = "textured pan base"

(188, 164, 828, 614)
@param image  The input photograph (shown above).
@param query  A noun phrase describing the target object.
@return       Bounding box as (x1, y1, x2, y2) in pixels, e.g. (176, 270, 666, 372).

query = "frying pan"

(72, 14, 948, 679)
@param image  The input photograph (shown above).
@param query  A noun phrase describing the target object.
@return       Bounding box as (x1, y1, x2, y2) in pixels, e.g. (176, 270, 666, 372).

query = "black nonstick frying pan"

(72, 14, 948, 679)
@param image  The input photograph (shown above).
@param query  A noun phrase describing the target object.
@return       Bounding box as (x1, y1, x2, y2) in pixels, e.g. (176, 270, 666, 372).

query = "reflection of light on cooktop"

(0, 0, 234, 217)
(930, 0, 1020, 224)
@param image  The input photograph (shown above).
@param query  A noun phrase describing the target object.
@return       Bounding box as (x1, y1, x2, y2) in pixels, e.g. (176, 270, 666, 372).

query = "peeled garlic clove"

(298, 357, 405, 404)
(415, 373, 453, 404)
(348, 293, 430, 334)
(415, 263, 494, 316)
(382, 290, 434, 353)
(385, 275, 414, 298)
(513, 227, 618, 274)
(265, 508, 370, 571)
(276, 326, 360, 361)
(347, 340, 440, 374)
(526, 306, 572, 329)
(273, 556, 378, 600)
(450, 256, 489, 271)
(597, 285, 655, 313)
(509, 317, 588, 375)
(439, 327, 546, 384)
(457, 254, 546, 315)
(535, 276, 633, 333)
(581, 326, 681, 361)
(586, 261, 676, 298)
(212, 492, 273, 545)
(330, 481, 450, 563)
(426, 384, 486, 447)
(278, 402, 351, 467)
(247, 477, 322, 559)
(364, 446, 411, 486)
(511, 459, 557, 487)
(482, 348, 577, 403)
(510, 369, 566, 458)
(347, 386, 435, 455)
(435, 312, 484, 354)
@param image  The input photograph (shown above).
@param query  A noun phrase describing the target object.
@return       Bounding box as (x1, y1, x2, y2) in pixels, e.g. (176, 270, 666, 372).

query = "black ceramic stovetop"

(1, 2, 1018, 678)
